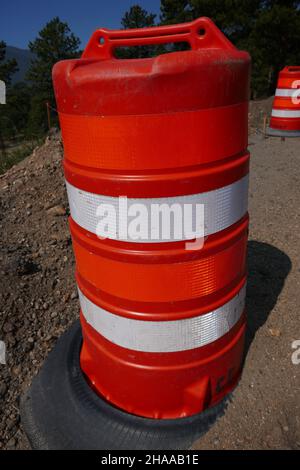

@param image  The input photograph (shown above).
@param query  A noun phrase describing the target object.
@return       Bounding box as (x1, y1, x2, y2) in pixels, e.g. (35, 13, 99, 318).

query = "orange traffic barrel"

(21, 18, 251, 449)
(268, 66, 300, 137)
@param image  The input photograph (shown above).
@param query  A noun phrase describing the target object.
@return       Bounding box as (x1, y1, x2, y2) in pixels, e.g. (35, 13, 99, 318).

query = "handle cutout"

(114, 41, 191, 60)
(198, 28, 206, 37)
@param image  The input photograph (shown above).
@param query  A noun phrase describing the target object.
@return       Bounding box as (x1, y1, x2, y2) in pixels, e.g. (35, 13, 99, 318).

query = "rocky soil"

(248, 96, 274, 134)
(194, 132, 300, 450)
(0, 100, 299, 450)
(0, 132, 78, 449)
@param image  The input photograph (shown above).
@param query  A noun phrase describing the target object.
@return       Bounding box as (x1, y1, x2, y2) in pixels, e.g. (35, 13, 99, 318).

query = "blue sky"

(1, 0, 161, 49)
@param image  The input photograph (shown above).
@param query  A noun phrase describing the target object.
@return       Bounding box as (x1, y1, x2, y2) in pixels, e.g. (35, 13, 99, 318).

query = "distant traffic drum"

(268, 66, 300, 137)
(53, 17, 251, 419)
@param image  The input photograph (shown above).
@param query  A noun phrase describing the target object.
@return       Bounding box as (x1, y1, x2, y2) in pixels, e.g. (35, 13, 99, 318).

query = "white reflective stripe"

(66, 175, 248, 242)
(275, 88, 300, 98)
(79, 285, 246, 353)
(272, 109, 300, 118)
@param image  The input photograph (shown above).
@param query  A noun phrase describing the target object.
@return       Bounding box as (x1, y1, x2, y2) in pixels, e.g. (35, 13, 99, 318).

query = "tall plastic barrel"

(53, 17, 250, 419)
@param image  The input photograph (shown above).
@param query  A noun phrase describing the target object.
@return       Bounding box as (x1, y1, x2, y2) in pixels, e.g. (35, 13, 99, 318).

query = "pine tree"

(160, 0, 193, 24)
(248, 2, 300, 96)
(160, 0, 194, 51)
(0, 41, 18, 158)
(0, 41, 18, 85)
(26, 17, 80, 135)
(116, 5, 157, 59)
(8, 83, 32, 134)
(121, 4, 156, 29)
(159, 0, 300, 98)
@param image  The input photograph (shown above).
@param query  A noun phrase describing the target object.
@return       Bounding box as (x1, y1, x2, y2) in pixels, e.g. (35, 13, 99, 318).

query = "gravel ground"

(194, 132, 300, 450)
(0, 107, 299, 450)
(0, 133, 77, 450)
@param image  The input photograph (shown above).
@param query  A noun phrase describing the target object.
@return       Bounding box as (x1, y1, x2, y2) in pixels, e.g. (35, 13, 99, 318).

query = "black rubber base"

(21, 321, 229, 450)
(267, 127, 300, 138)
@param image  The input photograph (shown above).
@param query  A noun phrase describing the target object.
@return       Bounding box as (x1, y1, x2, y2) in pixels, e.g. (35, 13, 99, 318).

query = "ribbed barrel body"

(53, 17, 250, 418)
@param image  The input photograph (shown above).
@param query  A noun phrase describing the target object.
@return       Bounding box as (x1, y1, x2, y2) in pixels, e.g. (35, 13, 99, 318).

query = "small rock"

(6, 334, 16, 347)
(3, 322, 14, 333)
(6, 418, 17, 431)
(0, 383, 7, 397)
(13, 179, 23, 188)
(12, 365, 21, 376)
(46, 205, 66, 216)
(268, 328, 281, 337)
(6, 437, 16, 449)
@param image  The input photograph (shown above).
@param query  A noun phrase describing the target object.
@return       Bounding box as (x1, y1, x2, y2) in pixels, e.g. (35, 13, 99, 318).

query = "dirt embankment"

(248, 97, 274, 134)
(0, 133, 78, 449)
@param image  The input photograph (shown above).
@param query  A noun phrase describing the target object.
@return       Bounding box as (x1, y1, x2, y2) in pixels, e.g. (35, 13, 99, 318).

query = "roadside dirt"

(0, 132, 77, 450)
(0, 100, 299, 450)
(194, 132, 300, 450)
(248, 96, 273, 134)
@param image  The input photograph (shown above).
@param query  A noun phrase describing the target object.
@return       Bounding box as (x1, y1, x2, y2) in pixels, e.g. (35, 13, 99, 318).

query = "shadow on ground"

(245, 240, 292, 355)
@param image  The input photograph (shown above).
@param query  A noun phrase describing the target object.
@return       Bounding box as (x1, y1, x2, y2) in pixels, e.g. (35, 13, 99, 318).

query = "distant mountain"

(6, 46, 35, 84)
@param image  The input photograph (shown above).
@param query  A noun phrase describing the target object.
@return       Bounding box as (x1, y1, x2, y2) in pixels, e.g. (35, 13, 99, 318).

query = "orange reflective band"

(72, 225, 247, 303)
(59, 103, 248, 171)
(272, 97, 300, 110)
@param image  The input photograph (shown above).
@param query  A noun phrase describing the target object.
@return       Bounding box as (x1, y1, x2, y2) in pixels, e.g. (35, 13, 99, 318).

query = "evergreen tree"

(0, 41, 18, 157)
(248, 2, 300, 96)
(10, 83, 32, 135)
(121, 4, 156, 29)
(0, 41, 18, 85)
(0, 82, 31, 139)
(116, 5, 157, 59)
(26, 17, 80, 135)
(160, 0, 193, 25)
(159, 0, 300, 98)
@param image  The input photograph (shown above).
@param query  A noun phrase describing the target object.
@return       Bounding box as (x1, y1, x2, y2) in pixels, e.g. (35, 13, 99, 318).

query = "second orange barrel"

(268, 66, 300, 137)
(53, 17, 251, 419)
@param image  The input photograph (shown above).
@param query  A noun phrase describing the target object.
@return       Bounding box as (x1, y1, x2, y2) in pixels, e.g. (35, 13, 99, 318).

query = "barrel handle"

(82, 17, 235, 59)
